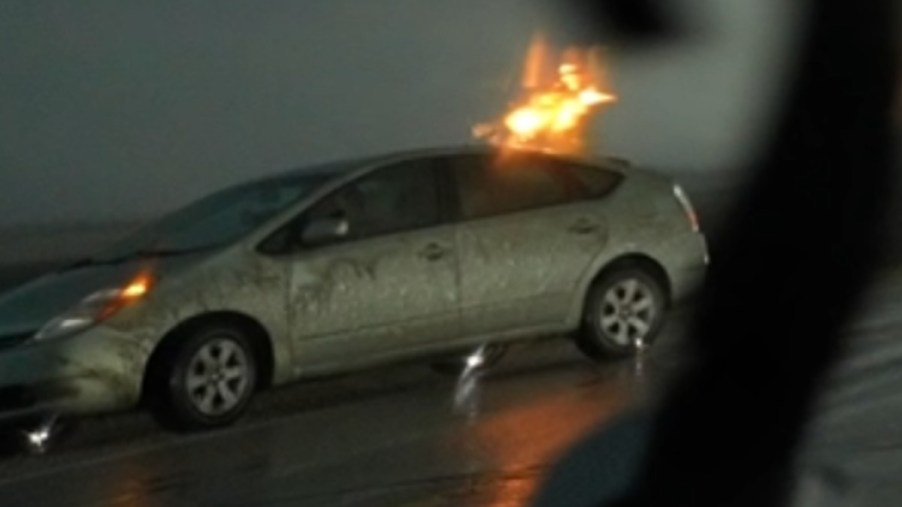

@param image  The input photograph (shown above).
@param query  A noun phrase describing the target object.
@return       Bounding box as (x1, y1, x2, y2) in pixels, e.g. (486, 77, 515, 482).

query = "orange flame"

(475, 34, 616, 155)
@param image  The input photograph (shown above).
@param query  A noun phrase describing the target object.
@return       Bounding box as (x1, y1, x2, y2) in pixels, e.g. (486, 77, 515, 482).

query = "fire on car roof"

(473, 32, 617, 156)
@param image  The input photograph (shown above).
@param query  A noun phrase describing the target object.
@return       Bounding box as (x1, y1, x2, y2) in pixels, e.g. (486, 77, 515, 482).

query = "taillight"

(673, 184, 700, 232)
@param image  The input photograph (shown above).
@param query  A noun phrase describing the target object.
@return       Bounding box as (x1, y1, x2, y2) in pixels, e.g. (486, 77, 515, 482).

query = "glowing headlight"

(34, 275, 153, 341)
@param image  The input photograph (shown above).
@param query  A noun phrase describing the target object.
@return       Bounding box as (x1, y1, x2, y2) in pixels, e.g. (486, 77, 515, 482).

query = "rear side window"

(449, 153, 621, 220)
(553, 160, 622, 198)
(450, 154, 571, 220)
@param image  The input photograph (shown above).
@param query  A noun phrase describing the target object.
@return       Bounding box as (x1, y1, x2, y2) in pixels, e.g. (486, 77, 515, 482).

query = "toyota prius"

(0, 146, 707, 430)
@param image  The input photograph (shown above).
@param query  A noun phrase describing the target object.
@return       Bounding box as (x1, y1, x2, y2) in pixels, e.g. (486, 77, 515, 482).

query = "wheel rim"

(185, 337, 251, 417)
(599, 277, 658, 349)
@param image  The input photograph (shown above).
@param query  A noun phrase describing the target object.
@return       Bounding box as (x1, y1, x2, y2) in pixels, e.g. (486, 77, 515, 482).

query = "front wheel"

(149, 322, 258, 431)
(577, 267, 667, 360)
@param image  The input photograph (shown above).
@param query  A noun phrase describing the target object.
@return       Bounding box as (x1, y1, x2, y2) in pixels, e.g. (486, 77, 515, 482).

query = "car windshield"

(91, 171, 339, 262)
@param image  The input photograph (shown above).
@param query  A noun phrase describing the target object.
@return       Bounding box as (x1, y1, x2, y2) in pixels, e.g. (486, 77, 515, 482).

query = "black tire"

(148, 322, 258, 431)
(430, 344, 508, 375)
(577, 266, 667, 360)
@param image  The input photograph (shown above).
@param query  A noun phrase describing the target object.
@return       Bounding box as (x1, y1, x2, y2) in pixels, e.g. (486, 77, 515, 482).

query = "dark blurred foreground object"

(563, 0, 679, 45)
(535, 0, 897, 506)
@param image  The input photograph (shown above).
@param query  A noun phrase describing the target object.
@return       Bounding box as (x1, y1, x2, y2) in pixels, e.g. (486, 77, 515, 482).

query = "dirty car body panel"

(0, 145, 707, 425)
(448, 152, 620, 337)
(273, 157, 462, 371)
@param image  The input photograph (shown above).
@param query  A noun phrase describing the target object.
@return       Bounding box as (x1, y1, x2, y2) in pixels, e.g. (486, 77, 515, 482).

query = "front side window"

(303, 157, 441, 243)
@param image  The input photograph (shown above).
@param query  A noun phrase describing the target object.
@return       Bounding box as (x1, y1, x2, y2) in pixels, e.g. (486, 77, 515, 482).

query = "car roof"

(274, 144, 633, 181)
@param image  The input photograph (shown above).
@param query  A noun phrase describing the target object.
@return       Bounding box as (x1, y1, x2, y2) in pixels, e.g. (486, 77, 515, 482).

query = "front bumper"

(0, 327, 147, 426)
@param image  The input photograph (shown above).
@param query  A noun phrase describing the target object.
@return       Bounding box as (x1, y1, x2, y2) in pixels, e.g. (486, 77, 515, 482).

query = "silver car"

(0, 146, 706, 430)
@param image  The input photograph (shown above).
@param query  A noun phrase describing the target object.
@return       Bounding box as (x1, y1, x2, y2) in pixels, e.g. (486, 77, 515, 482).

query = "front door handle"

(419, 242, 448, 261)
(569, 218, 598, 234)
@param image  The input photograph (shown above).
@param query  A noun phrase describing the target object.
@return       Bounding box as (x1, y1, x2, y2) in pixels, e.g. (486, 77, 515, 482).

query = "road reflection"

(449, 353, 642, 506)
(0, 342, 666, 507)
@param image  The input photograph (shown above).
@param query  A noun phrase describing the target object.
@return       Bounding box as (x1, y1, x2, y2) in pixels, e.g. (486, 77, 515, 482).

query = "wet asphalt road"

(0, 332, 681, 507)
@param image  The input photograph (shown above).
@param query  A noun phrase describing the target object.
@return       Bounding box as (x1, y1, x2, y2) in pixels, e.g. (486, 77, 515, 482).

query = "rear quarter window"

(550, 160, 623, 199)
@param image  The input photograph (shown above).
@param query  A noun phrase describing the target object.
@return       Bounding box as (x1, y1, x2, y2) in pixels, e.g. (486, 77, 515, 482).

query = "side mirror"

(300, 217, 349, 246)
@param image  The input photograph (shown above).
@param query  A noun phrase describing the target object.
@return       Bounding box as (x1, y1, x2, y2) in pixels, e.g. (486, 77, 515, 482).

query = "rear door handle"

(419, 242, 448, 261)
(569, 218, 598, 234)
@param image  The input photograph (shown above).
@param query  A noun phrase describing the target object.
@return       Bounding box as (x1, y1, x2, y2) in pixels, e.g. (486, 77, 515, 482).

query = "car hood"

(0, 253, 212, 338)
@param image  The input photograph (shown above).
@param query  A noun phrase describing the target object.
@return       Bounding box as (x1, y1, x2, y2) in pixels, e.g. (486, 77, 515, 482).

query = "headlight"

(34, 274, 153, 341)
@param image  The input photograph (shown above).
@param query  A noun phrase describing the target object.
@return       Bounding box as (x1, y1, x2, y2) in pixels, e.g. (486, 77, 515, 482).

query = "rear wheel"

(577, 266, 667, 359)
(149, 322, 258, 430)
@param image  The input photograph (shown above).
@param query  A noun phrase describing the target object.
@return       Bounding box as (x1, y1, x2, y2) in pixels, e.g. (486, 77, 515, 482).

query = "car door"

(269, 157, 460, 369)
(449, 152, 620, 337)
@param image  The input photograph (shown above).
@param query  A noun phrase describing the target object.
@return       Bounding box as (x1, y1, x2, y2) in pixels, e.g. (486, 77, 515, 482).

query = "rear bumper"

(0, 328, 146, 426)
(671, 265, 707, 305)
(668, 233, 709, 305)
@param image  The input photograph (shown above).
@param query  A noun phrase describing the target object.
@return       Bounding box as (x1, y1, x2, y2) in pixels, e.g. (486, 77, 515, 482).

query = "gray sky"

(0, 0, 795, 226)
